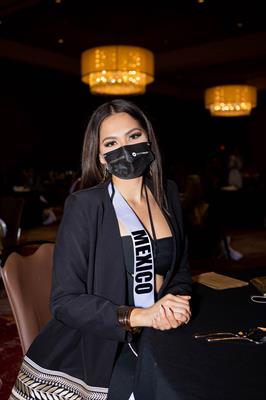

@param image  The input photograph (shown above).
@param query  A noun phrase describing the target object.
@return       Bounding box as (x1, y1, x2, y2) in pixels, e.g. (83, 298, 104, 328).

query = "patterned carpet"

(0, 295, 22, 399)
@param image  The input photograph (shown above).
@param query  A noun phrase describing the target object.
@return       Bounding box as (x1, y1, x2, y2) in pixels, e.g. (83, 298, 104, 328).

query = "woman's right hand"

(130, 294, 191, 330)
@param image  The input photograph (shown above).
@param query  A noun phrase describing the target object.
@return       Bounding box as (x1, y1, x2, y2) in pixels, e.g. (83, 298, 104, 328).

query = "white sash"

(108, 182, 155, 308)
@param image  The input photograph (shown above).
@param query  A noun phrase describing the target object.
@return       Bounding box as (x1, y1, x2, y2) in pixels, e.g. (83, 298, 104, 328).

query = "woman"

(11, 99, 192, 400)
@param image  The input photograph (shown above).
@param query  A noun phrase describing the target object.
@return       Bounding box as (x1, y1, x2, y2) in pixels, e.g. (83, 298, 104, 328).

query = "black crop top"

(121, 235, 173, 277)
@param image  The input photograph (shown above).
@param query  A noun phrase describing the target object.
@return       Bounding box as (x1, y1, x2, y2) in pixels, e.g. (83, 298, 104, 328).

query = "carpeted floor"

(0, 295, 22, 399)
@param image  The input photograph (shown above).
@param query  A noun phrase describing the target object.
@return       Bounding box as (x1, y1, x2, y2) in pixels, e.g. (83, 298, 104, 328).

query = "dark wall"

(0, 59, 265, 191)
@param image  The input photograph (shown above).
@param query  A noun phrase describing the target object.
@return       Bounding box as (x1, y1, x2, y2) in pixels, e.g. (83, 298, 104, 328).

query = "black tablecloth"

(134, 281, 266, 400)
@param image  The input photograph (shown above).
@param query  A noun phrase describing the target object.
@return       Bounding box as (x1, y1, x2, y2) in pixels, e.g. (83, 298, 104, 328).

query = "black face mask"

(103, 142, 155, 179)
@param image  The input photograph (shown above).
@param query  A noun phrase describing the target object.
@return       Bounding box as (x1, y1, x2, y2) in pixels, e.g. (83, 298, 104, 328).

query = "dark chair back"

(0, 196, 25, 248)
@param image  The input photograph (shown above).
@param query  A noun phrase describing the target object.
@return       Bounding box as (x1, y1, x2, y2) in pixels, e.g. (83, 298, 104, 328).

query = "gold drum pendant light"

(205, 85, 257, 116)
(81, 45, 154, 95)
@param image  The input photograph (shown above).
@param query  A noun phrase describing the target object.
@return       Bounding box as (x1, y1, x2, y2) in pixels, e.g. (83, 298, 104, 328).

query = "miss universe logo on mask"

(104, 142, 154, 179)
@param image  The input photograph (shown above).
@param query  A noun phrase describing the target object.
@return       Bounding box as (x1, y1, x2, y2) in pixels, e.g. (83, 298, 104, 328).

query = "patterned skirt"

(10, 356, 108, 400)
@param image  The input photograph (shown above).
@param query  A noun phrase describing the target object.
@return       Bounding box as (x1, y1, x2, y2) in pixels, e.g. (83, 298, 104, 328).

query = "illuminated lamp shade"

(81, 45, 154, 95)
(205, 85, 257, 116)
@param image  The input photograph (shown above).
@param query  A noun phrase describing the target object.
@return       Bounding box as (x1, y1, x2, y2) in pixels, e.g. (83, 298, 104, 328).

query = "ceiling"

(1, 0, 266, 100)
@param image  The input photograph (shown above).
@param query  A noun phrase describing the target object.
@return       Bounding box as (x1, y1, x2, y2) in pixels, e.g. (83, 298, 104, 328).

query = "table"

(134, 279, 266, 400)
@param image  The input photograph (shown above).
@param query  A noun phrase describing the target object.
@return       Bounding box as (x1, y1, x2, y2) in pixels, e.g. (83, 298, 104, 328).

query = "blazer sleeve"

(165, 180, 192, 296)
(50, 193, 127, 342)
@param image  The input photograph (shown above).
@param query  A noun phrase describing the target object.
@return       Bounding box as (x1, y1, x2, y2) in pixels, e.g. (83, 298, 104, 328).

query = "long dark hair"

(81, 99, 166, 209)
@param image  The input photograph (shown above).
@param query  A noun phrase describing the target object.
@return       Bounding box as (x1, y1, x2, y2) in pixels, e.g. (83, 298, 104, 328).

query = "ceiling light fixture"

(205, 85, 257, 116)
(81, 45, 154, 95)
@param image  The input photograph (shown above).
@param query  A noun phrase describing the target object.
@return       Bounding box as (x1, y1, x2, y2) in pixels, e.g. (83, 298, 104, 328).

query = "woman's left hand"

(152, 298, 191, 330)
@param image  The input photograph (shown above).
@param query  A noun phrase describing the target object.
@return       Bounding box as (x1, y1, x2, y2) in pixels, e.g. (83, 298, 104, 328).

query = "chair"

(0, 196, 25, 249)
(0, 243, 54, 354)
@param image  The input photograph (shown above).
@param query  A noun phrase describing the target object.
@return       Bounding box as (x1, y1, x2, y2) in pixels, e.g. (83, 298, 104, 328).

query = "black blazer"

(26, 178, 192, 391)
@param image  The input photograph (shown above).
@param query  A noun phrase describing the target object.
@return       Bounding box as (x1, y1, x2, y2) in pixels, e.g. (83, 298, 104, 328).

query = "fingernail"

(179, 295, 191, 300)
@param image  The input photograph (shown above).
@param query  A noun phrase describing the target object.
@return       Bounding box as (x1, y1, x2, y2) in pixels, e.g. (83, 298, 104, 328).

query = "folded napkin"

(250, 276, 266, 295)
(192, 271, 248, 290)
